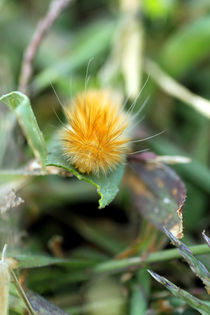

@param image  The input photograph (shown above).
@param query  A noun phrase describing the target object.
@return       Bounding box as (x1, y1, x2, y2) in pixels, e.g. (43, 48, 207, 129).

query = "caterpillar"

(61, 90, 132, 176)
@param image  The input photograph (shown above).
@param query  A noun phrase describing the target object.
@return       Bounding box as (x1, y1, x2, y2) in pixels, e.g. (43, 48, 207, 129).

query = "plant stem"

(145, 58, 210, 119)
(9, 268, 36, 315)
(93, 244, 210, 274)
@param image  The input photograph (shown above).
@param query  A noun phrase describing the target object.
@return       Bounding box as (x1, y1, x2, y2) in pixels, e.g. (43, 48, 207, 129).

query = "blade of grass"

(164, 227, 210, 294)
(148, 270, 210, 315)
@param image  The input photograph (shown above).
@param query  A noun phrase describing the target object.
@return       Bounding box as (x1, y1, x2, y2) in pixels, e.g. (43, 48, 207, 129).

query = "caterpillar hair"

(61, 90, 132, 176)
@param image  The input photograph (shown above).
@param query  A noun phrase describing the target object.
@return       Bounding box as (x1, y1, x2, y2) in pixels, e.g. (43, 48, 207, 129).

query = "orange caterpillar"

(61, 90, 131, 175)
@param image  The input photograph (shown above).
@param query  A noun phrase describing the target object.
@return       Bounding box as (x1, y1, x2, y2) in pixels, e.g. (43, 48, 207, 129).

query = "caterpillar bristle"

(61, 90, 131, 176)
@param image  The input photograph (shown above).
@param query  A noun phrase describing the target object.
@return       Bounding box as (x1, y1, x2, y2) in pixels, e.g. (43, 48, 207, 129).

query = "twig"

(144, 58, 210, 120)
(19, 0, 73, 95)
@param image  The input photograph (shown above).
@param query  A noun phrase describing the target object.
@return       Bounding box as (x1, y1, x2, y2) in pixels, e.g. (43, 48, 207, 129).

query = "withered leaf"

(26, 290, 71, 315)
(127, 153, 186, 238)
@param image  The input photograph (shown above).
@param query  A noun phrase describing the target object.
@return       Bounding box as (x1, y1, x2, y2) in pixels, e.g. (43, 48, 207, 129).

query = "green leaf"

(148, 270, 210, 315)
(136, 268, 151, 298)
(31, 19, 116, 94)
(70, 217, 127, 254)
(8, 253, 97, 269)
(0, 112, 16, 167)
(47, 140, 125, 208)
(27, 268, 88, 293)
(130, 268, 151, 314)
(159, 16, 210, 77)
(0, 91, 47, 170)
(130, 284, 147, 315)
(9, 253, 66, 269)
(142, 0, 176, 19)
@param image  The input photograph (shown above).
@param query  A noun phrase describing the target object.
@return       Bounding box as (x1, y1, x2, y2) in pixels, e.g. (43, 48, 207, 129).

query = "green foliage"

(142, 0, 177, 19)
(148, 229, 210, 314)
(0, 0, 210, 314)
(47, 139, 126, 208)
(148, 269, 210, 315)
(165, 228, 210, 293)
(159, 16, 210, 77)
(31, 19, 116, 94)
(0, 91, 125, 208)
(9, 253, 66, 269)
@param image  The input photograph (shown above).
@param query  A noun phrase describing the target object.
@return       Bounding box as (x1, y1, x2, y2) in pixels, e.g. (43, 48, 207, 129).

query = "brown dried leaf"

(127, 153, 186, 238)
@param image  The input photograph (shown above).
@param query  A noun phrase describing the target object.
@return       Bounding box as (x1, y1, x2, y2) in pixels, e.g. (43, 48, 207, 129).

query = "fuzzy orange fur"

(61, 90, 130, 175)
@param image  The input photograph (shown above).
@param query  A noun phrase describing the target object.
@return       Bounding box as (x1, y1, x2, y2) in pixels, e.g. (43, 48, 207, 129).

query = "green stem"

(93, 244, 210, 274)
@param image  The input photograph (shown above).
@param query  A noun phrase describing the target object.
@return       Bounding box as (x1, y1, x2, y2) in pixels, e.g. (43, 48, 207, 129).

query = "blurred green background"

(0, 0, 210, 314)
